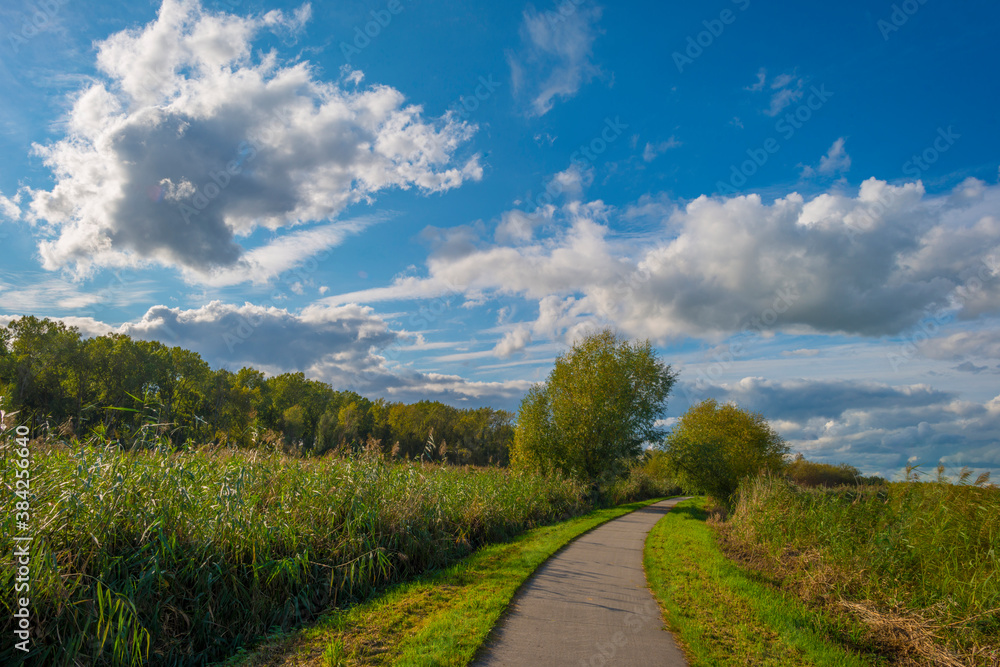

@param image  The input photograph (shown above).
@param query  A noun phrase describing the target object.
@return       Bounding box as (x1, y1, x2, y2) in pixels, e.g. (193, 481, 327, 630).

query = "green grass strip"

(644, 498, 883, 667)
(227, 497, 669, 667)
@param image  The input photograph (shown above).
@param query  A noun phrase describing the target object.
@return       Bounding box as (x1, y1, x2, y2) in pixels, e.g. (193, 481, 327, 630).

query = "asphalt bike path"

(472, 497, 689, 666)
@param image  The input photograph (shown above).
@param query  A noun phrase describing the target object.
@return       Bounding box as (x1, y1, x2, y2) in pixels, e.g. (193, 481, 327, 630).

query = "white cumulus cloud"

(493, 325, 533, 358)
(26, 0, 481, 281)
(326, 177, 1000, 343)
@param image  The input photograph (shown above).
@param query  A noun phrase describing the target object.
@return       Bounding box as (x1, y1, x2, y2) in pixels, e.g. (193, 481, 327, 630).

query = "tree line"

(0, 316, 514, 464)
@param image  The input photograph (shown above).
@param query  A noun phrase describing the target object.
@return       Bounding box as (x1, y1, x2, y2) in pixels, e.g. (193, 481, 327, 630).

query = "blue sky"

(1, 0, 999, 478)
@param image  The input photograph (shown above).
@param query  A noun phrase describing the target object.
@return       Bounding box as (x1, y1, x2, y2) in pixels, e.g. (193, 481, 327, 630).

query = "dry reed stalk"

(836, 600, 970, 666)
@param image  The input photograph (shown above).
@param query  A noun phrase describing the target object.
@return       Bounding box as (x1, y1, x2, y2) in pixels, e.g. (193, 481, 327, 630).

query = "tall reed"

(726, 473, 1000, 659)
(0, 437, 588, 666)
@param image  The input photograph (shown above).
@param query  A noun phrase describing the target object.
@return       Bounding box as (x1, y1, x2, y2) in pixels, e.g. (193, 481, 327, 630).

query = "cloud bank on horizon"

(0, 0, 998, 479)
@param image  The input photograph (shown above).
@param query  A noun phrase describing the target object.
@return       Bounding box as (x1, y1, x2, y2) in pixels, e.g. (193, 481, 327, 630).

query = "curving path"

(472, 498, 689, 666)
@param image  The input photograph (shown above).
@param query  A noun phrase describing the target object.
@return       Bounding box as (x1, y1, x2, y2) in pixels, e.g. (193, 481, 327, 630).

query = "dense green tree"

(337, 400, 372, 449)
(1, 317, 82, 423)
(785, 454, 861, 487)
(0, 317, 516, 462)
(170, 347, 212, 441)
(661, 399, 788, 502)
(510, 385, 557, 472)
(511, 329, 677, 482)
(281, 404, 307, 446)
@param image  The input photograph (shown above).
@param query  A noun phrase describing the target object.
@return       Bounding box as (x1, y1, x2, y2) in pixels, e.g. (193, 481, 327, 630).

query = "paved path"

(472, 498, 689, 667)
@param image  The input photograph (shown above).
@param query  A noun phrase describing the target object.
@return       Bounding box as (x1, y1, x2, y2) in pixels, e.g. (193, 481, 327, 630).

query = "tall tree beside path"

(661, 399, 789, 504)
(511, 329, 677, 483)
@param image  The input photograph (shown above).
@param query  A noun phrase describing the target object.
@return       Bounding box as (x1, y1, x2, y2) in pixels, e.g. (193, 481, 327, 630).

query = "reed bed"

(0, 437, 588, 666)
(723, 473, 1000, 664)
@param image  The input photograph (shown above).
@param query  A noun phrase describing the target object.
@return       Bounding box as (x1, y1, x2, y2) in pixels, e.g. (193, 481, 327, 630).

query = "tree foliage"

(511, 329, 677, 481)
(661, 399, 788, 502)
(0, 317, 514, 463)
(785, 454, 861, 487)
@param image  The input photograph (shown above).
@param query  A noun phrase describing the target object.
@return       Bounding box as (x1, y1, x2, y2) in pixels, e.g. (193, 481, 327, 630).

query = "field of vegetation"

(0, 322, 682, 666)
(717, 471, 1000, 665)
(0, 434, 598, 666)
(10, 318, 995, 666)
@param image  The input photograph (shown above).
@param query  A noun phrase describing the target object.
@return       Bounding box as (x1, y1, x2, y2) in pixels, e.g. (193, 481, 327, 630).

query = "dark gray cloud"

(715, 377, 954, 422)
(122, 301, 398, 373)
(955, 361, 990, 374)
(118, 301, 531, 408)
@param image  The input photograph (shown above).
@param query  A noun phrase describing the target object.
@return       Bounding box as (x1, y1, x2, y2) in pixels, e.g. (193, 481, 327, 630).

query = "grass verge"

(224, 497, 669, 667)
(644, 497, 883, 666)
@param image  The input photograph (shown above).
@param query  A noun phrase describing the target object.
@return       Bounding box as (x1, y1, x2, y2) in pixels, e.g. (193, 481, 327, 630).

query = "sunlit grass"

(644, 497, 880, 667)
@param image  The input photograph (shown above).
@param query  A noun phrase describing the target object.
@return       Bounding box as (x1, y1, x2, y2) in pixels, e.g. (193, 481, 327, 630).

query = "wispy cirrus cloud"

(507, 1, 604, 116)
(187, 215, 384, 287)
(748, 68, 805, 116)
(0, 272, 155, 313)
(642, 137, 681, 162)
(802, 138, 852, 178)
